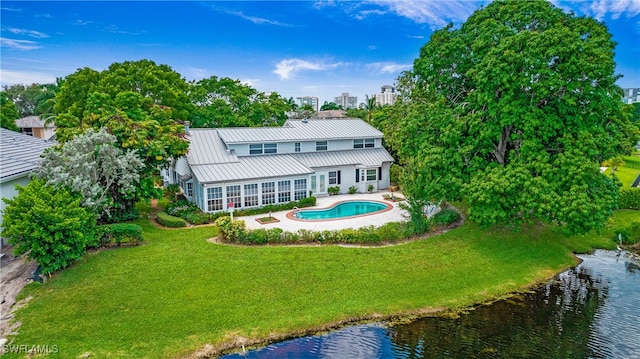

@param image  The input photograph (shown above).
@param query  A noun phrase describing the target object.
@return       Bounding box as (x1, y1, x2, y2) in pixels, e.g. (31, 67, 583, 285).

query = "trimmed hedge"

(157, 211, 187, 228)
(619, 187, 640, 209)
(233, 197, 316, 217)
(431, 209, 461, 226)
(96, 223, 144, 246)
(216, 217, 424, 245)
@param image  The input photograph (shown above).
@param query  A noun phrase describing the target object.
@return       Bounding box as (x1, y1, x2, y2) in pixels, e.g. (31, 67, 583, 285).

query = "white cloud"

(227, 10, 292, 26)
(407, 35, 424, 39)
(7, 28, 49, 38)
(355, 9, 387, 20)
(368, 0, 477, 28)
(273, 58, 342, 80)
(0, 69, 56, 86)
(240, 78, 260, 87)
(0, 37, 41, 50)
(366, 61, 412, 74)
(588, 0, 640, 20)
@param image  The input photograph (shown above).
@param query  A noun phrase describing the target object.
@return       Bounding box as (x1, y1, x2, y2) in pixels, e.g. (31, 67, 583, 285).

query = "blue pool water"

(294, 201, 388, 220)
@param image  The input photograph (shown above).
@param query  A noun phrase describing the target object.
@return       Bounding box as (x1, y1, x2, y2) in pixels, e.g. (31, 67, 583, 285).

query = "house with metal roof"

(168, 118, 395, 213)
(0, 128, 55, 233)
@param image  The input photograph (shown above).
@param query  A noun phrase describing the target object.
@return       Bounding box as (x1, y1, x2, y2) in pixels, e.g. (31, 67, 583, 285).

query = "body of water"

(221, 250, 640, 358)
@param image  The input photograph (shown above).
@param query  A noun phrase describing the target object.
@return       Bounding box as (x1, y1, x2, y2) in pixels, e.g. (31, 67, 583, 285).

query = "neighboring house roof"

(0, 128, 54, 182)
(190, 154, 314, 184)
(217, 118, 383, 144)
(316, 110, 347, 119)
(292, 148, 395, 168)
(14, 115, 55, 129)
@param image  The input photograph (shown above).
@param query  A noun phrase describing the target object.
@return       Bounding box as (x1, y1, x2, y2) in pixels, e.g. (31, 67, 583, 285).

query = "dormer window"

(354, 138, 375, 148)
(249, 143, 277, 155)
(316, 141, 327, 151)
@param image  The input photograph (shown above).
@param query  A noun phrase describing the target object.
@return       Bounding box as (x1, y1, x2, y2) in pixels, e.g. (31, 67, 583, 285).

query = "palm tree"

(604, 156, 625, 176)
(363, 95, 378, 123)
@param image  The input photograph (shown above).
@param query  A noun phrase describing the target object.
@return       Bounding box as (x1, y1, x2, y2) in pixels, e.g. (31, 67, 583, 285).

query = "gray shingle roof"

(217, 118, 383, 144)
(15, 116, 54, 128)
(190, 154, 314, 184)
(0, 128, 54, 182)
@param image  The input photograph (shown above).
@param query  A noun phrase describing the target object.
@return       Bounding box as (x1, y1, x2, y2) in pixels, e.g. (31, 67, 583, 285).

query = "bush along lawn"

(4, 210, 623, 359)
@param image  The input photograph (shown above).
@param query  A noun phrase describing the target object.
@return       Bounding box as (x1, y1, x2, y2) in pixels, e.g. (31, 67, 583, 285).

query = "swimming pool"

(291, 200, 391, 221)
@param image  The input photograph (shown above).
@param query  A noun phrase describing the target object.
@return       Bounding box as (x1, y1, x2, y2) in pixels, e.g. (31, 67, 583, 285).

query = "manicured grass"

(5, 211, 624, 358)
(604, 152, 640, 187)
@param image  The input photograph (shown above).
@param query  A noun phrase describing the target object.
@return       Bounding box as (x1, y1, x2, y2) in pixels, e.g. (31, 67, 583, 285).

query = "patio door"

(311, 173, 327, 195)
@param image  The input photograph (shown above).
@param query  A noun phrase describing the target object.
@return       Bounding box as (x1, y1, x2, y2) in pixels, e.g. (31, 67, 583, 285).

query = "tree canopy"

(0, 92, 20, 131)
(387, 0, 638, 234)
(35, 128, 144, 223)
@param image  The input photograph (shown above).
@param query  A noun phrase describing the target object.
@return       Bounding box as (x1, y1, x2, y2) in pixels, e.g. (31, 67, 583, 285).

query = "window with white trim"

(366, 169, 377, 181)
(186, 182, 193, 197)
(207, 187, 223, 211)
(316, 141, 327, 151)
(244, 183, 258, 207)
(262, 182, 275, 205)
(278, 180, 291, 203)
(294, 179, 307, 200)
(354, 138, 375, 148)
(226, 185, 241, 208)
(329, 171, 340, 185)
(249, 143, 278, 155)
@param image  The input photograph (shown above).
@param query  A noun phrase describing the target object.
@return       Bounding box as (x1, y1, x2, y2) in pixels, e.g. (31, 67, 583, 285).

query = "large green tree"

(2, 82, 59, 117)
(53, 60, 190, 202)
(393, 0, 638, 234)
(0, 92, 20, 130)
(189, 76, 289, 128)
(2, 179, 96, 274)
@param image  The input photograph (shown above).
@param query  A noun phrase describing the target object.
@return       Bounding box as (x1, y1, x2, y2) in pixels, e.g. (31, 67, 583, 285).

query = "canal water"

(221, 250, 639, 358)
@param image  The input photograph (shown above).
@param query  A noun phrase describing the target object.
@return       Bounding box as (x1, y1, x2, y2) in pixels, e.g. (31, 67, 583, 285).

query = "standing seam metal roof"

(190, 154, 314, 184)
(291, 148, 395, 168)
(217, 119, 383, 144)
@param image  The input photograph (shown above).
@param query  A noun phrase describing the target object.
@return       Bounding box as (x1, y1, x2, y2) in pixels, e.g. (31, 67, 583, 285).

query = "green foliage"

(431, 208, 462, 226)
(214, 216, 247, 243)
(233, 197, 316, 216)
(165, 199, 224, 225)
(96, 223, 143, 246)
(2, 82, 59, 117)
(613, 222, 640, 245)
(1, 179, 96, 274)
(328, 186, 340, 195)
(320, 101, 342, 111)
(35, 128, 144, 223)
(618, 188, 640, 209)
(190, 76, 289, 128)
(156, 211, 187, 228)
(348, 185, 358, 194)
(0, 92, 20, 131)
(388, 0, 637, 235)
(53, 60, 190, 204)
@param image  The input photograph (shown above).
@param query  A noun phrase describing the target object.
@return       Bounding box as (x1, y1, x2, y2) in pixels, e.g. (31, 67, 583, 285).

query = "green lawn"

(604, 152, 640, 187)
(6, 210, 627, 358)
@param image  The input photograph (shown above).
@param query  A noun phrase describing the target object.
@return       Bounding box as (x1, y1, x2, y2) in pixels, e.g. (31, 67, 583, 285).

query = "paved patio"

(238, 192, 409, 232)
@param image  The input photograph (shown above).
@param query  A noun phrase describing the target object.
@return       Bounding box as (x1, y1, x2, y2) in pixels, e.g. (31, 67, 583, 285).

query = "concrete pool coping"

(240, 193, 409, 232)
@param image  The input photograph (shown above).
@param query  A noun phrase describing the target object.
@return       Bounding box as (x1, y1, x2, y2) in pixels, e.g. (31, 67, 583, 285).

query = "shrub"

(328, 186, 340, 195)
(431, 208, 462, 226)
(97, 223, 143, 246)
(376, 222, 406, 242)
(157, 211, 187, 228)
(348, 185, 358, 194)
(234, 197, 316, 217)
(367, 184, 374, 193)
(215, 216, 248, 243)
(618, 187, 640, 209)
(2, 179, 96, 274)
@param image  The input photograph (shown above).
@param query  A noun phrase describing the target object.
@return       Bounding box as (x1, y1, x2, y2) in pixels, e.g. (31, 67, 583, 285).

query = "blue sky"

(1, 1, 639, 105)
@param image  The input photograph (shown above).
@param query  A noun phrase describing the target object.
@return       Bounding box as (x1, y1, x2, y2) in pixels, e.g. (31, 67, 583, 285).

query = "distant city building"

(296, 96, 319, 112)
(374, 85, 397, 106)
(622, 88, 640, 104)
(334, 93, 358, 109)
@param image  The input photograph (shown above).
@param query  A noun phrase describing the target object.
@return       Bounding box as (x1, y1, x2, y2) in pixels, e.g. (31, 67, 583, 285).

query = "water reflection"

(221, 250, 639, 359)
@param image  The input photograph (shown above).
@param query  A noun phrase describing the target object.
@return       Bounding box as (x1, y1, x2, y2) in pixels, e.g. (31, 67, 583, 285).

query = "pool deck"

(239, 192, 409, 232)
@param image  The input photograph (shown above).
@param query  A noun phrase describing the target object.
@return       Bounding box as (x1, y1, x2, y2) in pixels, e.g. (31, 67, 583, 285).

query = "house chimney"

(185, 121, 190, 135)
